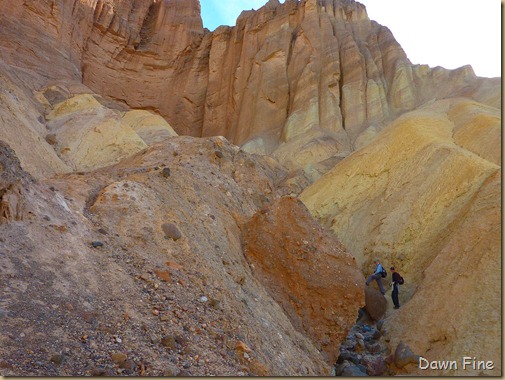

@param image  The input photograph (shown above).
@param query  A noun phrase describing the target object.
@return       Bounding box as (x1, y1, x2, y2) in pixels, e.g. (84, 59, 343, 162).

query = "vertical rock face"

(0, 0, 498, 173)
(241, 196, 365, 363)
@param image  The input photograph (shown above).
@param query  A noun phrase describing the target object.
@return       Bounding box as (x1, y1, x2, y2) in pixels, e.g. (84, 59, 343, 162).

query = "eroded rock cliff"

(0, 0, 500, 175)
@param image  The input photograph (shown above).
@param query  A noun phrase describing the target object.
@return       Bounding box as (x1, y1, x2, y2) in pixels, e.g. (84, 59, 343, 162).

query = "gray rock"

(161, 223, 182, 241)
(355, 332, 365, 340)
(371, 328, 382, 340)
(91, 241, 103, 248)
(394, 341, 420, 368)
(342, 364, 368, 376)
(161, 168, 171, 178)
(338, 351, 360, 365)
(362, 355, 387, 376)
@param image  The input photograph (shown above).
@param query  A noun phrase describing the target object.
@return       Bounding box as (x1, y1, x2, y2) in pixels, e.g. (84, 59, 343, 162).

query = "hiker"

(390, 267, 403, 309)
(365, 259, 386, 295)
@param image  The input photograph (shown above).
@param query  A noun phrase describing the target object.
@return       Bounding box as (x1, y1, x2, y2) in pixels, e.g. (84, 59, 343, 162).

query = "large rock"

(241, 196, 365, 363)
(364, 287, 387, 321)
(45, 94, 148, 171)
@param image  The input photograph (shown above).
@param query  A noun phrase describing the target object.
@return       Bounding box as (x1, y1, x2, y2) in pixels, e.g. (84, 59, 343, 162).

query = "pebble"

(199, 296, 208, 303)
(50, 353, 65, 366)
(111, 353, 127, 364)
(161, 168, 171, 178)
(91, 241, 104, 248)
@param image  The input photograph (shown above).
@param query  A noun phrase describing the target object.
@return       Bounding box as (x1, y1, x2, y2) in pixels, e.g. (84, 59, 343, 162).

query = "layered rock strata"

(0, 0, 500, 174)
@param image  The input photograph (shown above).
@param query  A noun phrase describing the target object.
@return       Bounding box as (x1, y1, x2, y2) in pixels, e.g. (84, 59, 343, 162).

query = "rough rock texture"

(241, 197, 365, 363)
(0, 0, 500, 173)
(0, 136, 343, 376)
(300, 98, 501, 375)
(0, 0, 501, 377)
(0, 141, 33, 223)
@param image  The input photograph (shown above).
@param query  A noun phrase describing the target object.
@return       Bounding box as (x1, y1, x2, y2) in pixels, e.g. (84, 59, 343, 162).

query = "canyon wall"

(0, 0, 500, 175)
(0, 0, 501, 376)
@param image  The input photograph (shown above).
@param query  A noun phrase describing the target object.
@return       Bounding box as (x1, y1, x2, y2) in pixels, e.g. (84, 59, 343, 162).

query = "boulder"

(242, 196, 365, 363)
(394, 341, 419, 369)
(364, 287, 387, 321)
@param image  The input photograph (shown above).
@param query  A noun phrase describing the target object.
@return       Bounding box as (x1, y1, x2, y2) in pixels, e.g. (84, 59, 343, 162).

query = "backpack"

(397, 274, 404, 285)
(380, 267, 387, 278)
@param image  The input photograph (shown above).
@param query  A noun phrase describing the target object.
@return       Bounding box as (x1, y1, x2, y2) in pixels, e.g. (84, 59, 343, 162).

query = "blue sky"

(199, 0, 501, 78)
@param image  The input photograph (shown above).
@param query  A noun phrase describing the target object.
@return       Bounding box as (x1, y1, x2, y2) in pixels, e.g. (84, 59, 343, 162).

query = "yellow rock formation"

(121, 110, 178, 145)
(300, 99, 500, 375)
(45, 94, 148, 172)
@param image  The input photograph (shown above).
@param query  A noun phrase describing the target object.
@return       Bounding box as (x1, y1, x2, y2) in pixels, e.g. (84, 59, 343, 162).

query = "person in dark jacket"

(365, 259, 385, 295)
(390, 267, 402, 309)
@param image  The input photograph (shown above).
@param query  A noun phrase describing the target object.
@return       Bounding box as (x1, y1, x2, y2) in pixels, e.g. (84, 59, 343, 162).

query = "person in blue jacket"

(365, 259, 385, 295)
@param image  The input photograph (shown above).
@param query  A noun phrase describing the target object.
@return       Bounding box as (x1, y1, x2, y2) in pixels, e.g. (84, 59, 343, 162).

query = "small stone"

(115, 336, 122, 343)
(341, 364, 367, 376)
(354, 332, 365, 340)
(150, 335, 161, 344)
(154, 270, 170, 282)
(153, 309, 159, 316)
(119, 359, 134, 370)
(50, 353, 65, 366)
(355, 339, 365, 352)
(161, 223, 182, 241)
(45, 133, 57, 145)
(161, 168, 171, 178)
(91, 241, 104, 248)
(215, 150, 223, 158)
(199, 296, 208, 303)
(165, 261, 183, 270)
(235, 341, 252, 353)
(98, 228, 108, 235)
(209, 298, 220, 309)
(0, 360, 12, 369)
(43, 215, 51, 221)
(161, 335, 176, 349)
(111, 353, 127, 364)
(371, 328, 382, 340)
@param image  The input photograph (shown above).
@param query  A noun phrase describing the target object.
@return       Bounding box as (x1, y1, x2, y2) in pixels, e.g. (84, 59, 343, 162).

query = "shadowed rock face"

(0, 0, 500, 172)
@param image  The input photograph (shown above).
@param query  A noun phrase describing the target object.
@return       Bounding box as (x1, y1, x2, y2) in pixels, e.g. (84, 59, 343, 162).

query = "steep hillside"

(0, 137, 364, 376)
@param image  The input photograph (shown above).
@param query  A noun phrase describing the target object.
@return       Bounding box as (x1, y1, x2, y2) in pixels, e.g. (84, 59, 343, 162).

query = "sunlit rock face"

(1, 0, 498, 173)
(300, 98, 501, 375)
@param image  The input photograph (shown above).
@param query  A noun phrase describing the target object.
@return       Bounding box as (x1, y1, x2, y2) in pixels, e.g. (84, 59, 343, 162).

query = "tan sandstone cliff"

(0, 0, 500, 176)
